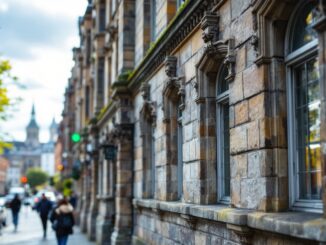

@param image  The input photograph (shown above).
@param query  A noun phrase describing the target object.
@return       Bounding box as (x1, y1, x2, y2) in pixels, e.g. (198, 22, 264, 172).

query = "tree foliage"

(0, 57, 21, 153)
(26, 168, 49, 188)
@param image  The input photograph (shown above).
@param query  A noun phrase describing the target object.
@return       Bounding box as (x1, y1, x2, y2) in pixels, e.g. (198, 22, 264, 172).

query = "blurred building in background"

(63, 0, 326, 244)
(3, 105, 58, 189)
(0, 156, 9, 195)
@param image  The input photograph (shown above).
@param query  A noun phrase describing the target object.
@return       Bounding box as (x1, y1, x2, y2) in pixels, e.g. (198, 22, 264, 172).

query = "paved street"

(0, 206, 94, 245)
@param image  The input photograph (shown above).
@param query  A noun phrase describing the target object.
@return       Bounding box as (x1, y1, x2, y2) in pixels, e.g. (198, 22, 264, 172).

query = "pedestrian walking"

(10, 194, 21, 232)
(50, 198, 74, 245)
(69, 193, 77, 209)
(36, 193, 53, 239)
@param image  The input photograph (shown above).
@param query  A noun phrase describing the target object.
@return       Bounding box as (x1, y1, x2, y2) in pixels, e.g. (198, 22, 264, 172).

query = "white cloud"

(1, 0, 87, 143)
(0, 2, 9, 13)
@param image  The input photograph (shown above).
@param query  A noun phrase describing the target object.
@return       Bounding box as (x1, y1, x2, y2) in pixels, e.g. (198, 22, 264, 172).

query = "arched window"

(286, 1, 322, 211)
(216, 66, 230, 203)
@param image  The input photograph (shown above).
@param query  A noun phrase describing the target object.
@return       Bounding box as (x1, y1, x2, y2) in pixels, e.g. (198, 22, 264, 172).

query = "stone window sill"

(133, 198, 326, 242)
(248, 212, 326, 242)
(133, 198, 250, 226)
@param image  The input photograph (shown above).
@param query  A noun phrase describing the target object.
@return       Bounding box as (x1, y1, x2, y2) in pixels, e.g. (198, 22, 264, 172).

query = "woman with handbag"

(50, 198, 75, 245)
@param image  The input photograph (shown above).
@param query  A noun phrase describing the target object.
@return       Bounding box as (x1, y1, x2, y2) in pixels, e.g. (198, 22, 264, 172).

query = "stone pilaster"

(87, 122, 100, 241)
(314, 0, 326, 217)
(96, 195, 115, 245)
(96, 133, 115, 245)
(80, 164, 91, 233)
(111, 124, 133, 245)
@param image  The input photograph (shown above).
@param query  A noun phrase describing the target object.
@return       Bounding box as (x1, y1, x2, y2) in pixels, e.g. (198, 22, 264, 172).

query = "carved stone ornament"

(140, 82, 157, 126)
(110, 124, 133, 143)
(201, 11, 219, 44)
(226, 224, 253, 245)
(162, 56, 185, 111)
(313, 0, 326, 31)
(194, 37, 235, 102)
(107, 24, 118, 37)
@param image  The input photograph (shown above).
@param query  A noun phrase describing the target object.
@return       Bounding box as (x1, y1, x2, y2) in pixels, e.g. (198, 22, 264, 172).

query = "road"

(0, 206, 94, 245)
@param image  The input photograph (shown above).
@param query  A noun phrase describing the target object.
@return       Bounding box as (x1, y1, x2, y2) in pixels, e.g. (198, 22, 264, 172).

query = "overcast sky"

(0, 0, 87, 142)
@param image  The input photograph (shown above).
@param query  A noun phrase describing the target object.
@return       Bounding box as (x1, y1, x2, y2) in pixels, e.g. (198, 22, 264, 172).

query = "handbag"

(51, 220, 58, 231)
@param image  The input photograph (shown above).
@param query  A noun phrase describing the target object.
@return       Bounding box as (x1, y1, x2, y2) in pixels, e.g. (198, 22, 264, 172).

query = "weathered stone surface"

(229, 72, 244, 105)
(234, 100, 249, 125)
(247, 120, 259, 150)
(230, 124, 247, 154)
(243, 65, 267, 99)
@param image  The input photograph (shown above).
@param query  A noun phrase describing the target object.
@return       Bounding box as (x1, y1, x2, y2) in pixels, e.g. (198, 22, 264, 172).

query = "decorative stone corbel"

(110, 123, 133, 144)
(180, 214, 197, 230)
(152, 203, 164, 220)
(314, 0, 326, 31)
(223, 38, 236, 82)
(226, 224, 253, 245)
(107, 24, 118, 37)
(140, 82, 157, 127)
(196, 11, 236, 89)
(162, 56, 185, 112)
(194, 37, 236, 101)
(201, 11, 219, 45)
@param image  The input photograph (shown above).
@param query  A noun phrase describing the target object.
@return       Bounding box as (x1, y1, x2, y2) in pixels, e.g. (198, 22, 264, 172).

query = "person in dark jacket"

(36, 193, 53, 238)
(10, 194, 21, 232)
(50, 198, 74, 245)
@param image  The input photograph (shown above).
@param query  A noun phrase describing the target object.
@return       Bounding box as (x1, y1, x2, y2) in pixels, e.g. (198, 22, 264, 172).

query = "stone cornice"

(128, 0, 213, 90)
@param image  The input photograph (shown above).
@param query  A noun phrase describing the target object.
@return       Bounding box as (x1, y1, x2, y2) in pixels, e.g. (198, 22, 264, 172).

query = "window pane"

(292, 3, 318, 51)
(218, 66, 229, 95)
(177, 105, 183, 199)
(222, 104, 230, 197)
(295, 56, 321, 200)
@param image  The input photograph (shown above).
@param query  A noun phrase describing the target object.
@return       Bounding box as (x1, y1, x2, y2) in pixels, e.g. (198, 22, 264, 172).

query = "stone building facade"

(66, 0, 326, 244)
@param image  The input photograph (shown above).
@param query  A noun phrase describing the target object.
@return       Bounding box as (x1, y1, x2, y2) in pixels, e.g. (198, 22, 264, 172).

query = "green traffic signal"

(71, 132, 81, 143)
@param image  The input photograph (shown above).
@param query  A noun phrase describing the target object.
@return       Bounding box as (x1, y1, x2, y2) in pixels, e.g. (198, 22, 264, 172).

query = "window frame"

(150, 0, 156, 42)
(150, 125, 156, 198)
(216, 67, 230, 204)
(286, 36, 322, 212)
(177, 103, 183, 200)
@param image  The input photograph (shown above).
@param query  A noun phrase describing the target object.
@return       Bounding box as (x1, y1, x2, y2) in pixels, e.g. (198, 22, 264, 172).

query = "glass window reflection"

(295, 57, 321, 200)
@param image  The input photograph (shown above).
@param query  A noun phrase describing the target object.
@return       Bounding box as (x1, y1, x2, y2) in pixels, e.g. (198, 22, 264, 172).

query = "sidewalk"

(0, 206, 94, 245)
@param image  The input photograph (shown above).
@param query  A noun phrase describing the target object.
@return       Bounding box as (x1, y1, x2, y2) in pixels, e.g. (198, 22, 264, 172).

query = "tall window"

(150, 0, 156, 42)
(111, 0, 116, 16)
(99, 3, 106, 32)
(177, 101, 183, 200)
(98, 57, 105, 108)
(216, 66, 230, 203)
(287, 2, 322, 211)
(85, 85, 90, 118)
(86, 30, 91, 65)
(150, 125, 155, 197)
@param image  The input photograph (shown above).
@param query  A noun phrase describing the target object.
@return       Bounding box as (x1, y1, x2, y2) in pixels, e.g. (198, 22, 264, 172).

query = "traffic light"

(57, 164, 64, 172)
(71, 132, 81, 143)
(21, 176, 28, 184)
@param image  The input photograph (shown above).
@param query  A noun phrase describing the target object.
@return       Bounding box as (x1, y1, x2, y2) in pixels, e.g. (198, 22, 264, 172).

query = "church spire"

(26, 103, 39, 147)
(27, 104, 39, 129)
(31, 104, 35, 118)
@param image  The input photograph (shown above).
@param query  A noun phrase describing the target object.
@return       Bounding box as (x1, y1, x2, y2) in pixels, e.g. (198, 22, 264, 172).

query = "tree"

(26, 168, 48, 188)
(0, 57, 21, 153)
